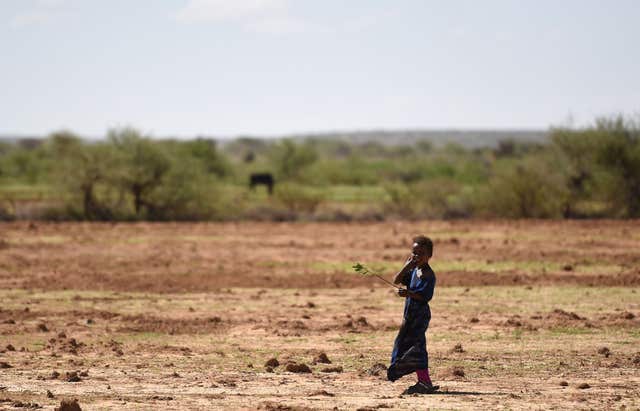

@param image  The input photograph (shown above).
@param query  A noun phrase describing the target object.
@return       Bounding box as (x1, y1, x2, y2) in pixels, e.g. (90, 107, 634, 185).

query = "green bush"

(384, 178, 473, 219)
(476, 156, 569, 218)
(269, 139, 318, 181)
(274, 183, 325, 214)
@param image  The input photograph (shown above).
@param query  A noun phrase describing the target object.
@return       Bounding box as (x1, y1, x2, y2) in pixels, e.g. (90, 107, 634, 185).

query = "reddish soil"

(0, 220, 638, 410)
(0, 220, 639, 292)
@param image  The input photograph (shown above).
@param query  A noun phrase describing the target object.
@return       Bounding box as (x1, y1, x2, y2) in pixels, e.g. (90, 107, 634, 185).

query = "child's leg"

(416, 368, 431, 384)
(416, 340, 431, 383)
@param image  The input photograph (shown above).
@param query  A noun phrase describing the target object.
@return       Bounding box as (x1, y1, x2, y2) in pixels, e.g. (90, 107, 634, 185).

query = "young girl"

(387, 235, 438, 394)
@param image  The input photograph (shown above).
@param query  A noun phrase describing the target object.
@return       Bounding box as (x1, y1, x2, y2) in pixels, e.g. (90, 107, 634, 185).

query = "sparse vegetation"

(0, 114, 638, 221)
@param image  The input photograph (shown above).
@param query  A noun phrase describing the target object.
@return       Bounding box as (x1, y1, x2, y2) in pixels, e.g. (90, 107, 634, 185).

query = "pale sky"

(1, 0, 639, 137)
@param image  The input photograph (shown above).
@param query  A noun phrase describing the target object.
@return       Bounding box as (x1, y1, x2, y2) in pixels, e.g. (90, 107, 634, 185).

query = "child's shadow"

(431, 390, 503, 396)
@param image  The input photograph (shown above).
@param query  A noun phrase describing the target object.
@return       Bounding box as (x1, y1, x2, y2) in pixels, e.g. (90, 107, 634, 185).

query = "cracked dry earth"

(0, 220, 639, 410)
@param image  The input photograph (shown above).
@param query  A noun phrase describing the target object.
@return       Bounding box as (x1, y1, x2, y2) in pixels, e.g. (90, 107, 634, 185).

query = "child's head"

(412, 235, 433, 266)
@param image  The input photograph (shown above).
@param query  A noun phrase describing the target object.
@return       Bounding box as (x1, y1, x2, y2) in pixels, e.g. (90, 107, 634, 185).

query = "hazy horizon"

(2, 0, 639, 137)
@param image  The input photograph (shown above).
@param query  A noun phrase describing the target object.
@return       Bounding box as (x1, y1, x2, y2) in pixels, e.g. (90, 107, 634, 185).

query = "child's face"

(411, 243, 431, 266)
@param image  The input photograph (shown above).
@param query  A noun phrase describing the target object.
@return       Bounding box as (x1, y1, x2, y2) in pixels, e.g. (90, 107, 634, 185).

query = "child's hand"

(405, 254, 418, 267)
(396, 288, 408, 297)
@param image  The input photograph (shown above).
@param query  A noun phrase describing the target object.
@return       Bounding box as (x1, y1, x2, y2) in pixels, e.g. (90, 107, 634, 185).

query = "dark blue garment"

(387, 264, 436, 382)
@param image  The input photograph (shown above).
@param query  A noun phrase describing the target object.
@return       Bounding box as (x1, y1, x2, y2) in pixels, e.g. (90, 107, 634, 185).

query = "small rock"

(306, 302, 316, 308)
(0, 361, 12, 369)
(597, 347, 611, 357)
(65, 371, 81, 382)
(577, 383, 590, 389)
(309, 390, 334, 397)
(451, 343, 465, 353)
(265, 366, 274, 373)
(5, 344, 15, 351)
(559, 381, 568, 386)
(469, 317, 479, 323)
(37, 323, 49, 332)
(47, 390, 55, 398)
(562, 264, 573, 271)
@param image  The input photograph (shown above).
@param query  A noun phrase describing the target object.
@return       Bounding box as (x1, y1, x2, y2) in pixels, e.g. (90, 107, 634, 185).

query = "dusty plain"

(0, 220, 639, 410)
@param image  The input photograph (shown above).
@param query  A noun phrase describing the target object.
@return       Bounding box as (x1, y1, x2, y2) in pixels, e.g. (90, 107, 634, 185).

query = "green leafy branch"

(352, 262, 401, 289)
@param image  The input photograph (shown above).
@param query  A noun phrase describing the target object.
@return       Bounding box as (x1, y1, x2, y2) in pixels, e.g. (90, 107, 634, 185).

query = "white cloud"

(174, 0, 321, 34)
(9, 0, 71, 28)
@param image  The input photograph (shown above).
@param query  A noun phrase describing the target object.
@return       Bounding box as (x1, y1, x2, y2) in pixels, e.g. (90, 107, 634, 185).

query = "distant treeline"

(0, 115, 638, 221)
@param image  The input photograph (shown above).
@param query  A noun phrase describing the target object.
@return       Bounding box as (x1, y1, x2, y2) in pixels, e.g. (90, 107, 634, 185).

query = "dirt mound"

(257, 402, 315, 411)
(343, 316, 372, 331)
(285, 362, 312, 373)
(365, 363, 387, 377)
(46, 336, 85, 355)
(549, 309, 585, 320)
(64, 371, 82, 382)
(320, 366, 343, 373)
(7, 400, 40, 408)
(55, 399, 82, 411)
(265, 358, 280, 368)
(313, 353, 331, 364)
(449, 366, 465, 378)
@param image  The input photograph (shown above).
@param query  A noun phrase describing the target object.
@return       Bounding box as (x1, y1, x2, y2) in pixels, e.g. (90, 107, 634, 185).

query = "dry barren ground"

(0, 220, 639, 410)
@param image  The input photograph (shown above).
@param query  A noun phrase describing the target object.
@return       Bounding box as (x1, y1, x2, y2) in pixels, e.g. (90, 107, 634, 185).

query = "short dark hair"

(412, 235, 433, 257)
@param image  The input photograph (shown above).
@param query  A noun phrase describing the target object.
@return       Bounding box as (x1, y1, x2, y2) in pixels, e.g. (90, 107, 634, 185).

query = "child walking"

(387, 235, 438, 394)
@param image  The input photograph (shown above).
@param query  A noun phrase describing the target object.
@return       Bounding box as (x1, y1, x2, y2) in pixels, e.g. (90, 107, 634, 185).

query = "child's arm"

(397, 273, 435, 302)
(397, 289, 425, 301)
(393, 256, 416, 285)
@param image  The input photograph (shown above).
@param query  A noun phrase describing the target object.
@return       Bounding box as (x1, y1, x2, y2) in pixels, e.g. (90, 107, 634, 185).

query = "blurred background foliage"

(0, 114, 639, 221)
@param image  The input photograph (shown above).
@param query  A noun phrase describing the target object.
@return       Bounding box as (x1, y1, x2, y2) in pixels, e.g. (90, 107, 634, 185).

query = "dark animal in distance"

(249, 173, 275, 195)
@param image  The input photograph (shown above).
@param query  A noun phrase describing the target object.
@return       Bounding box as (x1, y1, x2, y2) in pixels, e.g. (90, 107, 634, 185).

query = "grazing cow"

(249, 173, 275, 195)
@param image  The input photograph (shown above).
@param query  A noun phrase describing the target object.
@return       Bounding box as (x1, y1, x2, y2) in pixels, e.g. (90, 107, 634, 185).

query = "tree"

(593, 116, 640, 217)
(269, 139, 318, 181)
(48, 131, 115, 219)
(181, 138, 230, 177)
(108, 128, 171, 217)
